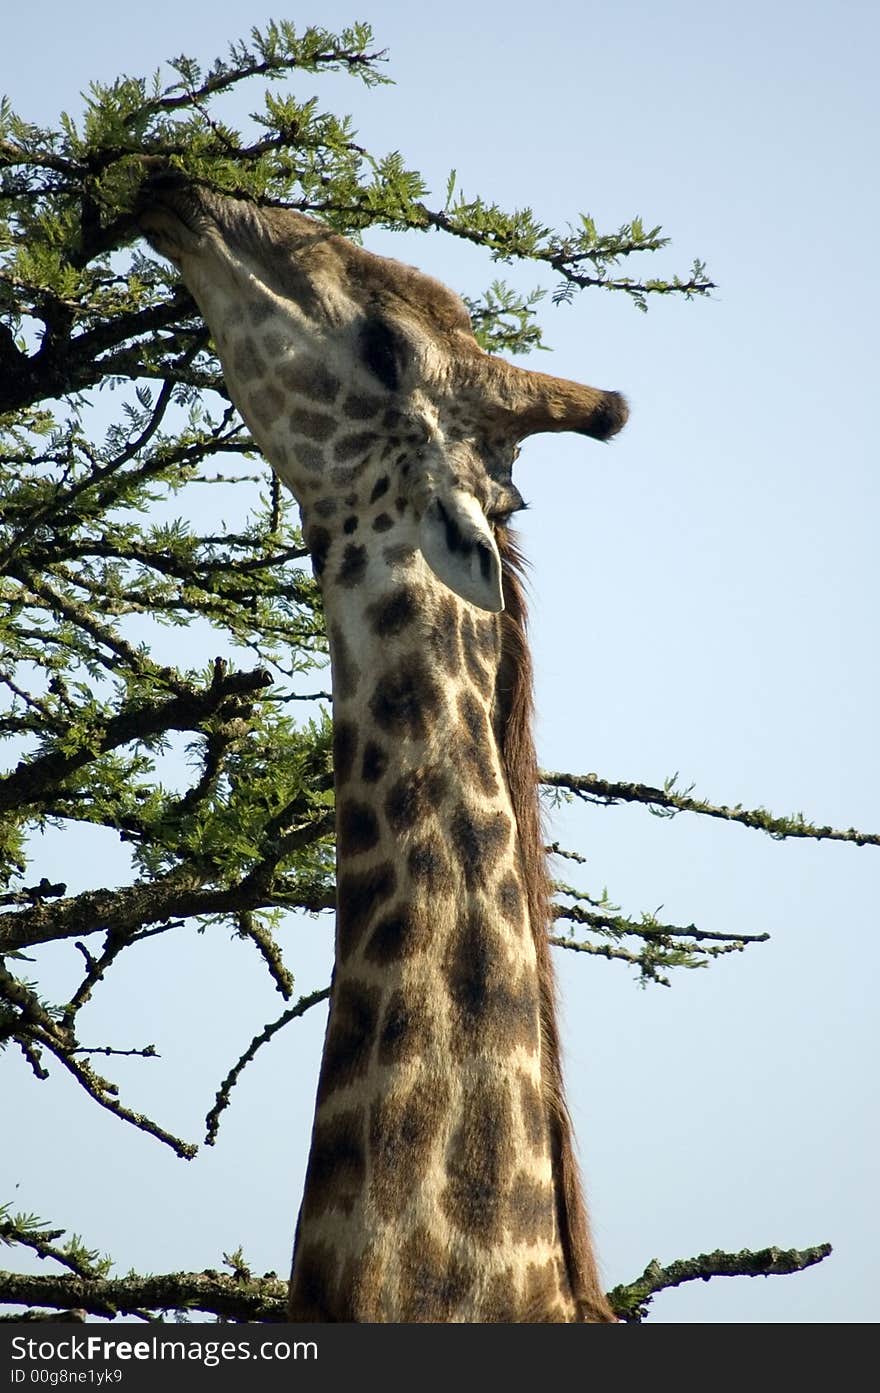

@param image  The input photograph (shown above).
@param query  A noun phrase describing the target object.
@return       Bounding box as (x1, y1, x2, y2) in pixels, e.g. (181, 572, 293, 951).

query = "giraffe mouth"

(135, 172, 235, 263)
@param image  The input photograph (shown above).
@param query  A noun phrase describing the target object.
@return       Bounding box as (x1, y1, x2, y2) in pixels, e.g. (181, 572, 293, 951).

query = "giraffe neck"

(288, 520, 598, 1322)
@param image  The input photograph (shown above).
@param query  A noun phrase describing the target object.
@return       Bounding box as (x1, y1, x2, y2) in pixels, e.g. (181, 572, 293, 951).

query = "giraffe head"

(139, 176, 626, 612)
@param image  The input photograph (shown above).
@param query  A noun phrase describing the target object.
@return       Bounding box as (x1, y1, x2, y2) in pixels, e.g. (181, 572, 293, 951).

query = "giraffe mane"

(494, 527, 613, 1323)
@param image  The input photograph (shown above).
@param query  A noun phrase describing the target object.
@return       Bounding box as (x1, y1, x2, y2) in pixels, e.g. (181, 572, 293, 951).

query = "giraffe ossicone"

(138, 174, 627, 1322)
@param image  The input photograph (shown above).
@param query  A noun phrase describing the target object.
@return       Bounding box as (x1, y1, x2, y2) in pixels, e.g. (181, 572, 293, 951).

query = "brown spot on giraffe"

(481, 1268, 520, 1322)
(384, 765, 450, 835)
(444, 908, 541, 1060)
(508, 1171, 556, 1245)
(300, 1108, 366, 1220)
(306, 525, 331, 578)
(290, 407, 337, 441)
(333, 718, 358, 786)
(382, 541, 417, 568)
(441, 1077, 514, 1246)
(337, 861, 397, 963)
(336, 542, 368, 588)
(336, 799, 381, 857)
(523, 1259, 569, 1320)
(364, 901, 431, 965)
(343, 391, 385, 420)
(334, 429, 380, 462)
(287, 1240, 339, 1321)
(293, 442, 325, 472)
(328, 623, 360, 700)
(360, 739, 389, 784)
(459, 610, 495, 695)
(369, 1077, 451, 1222)
(316, 978, 381, 1104)
(231, 337, 264, 382)
(365, 584, 421, 638)
(248, 382, 285, 428)
(278, 359, 341, 402)
(406, 838, 456, 896)
(377, 983, 435, 1066)
(397, 1226, 476, 1321)
(453, 690, 500, 796)
(497, 869, 525, 923)
(427, 593, 464, 676)
(332, 1247, 385, 1323)
(518, 1071, 548, 1151)
(448, 803, 512, 888)
(248, 300, 275, 327)
(369, 655, 444, 741)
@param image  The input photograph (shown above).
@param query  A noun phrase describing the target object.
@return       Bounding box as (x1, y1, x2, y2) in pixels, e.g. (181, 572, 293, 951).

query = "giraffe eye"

(359, 316, 402, 392)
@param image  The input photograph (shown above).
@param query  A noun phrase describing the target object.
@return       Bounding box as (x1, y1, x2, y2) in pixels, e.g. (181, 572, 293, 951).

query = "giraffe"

(138, 174, 627, 1323)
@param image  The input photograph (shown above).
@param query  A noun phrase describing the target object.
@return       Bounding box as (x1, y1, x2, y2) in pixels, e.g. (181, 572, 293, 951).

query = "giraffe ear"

(418, 490, 505, 612)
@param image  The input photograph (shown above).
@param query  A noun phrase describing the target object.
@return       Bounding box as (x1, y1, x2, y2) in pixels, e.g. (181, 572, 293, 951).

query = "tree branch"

(0, 666, 273, 815)
(553, 900, 770, 946)
(0, 1212, 106, 1280)
(609, 1243, 833, 1322)
(0, 1242, 832, 1323)
(0, 292, 199, 416)
(541, 770, 880, 848)
(0, 1270, 286, 1322)
(0, 860, 332, 954)
(34, 1043, 197, 1158)
(204, 987, 330, 1145)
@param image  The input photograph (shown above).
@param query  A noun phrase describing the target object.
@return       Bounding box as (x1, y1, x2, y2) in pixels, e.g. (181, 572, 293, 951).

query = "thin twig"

(553, 901, 770, 945)
(205, 987, 330, 1144)
(38, 1041, 197, 1159)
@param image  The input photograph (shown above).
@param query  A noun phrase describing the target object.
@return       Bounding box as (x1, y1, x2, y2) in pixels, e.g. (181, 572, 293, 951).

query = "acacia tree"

(0, 20, 865, 1322)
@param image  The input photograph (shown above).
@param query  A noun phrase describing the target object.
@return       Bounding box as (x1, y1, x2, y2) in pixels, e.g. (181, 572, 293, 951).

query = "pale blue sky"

(3, 0, 878, 1322)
